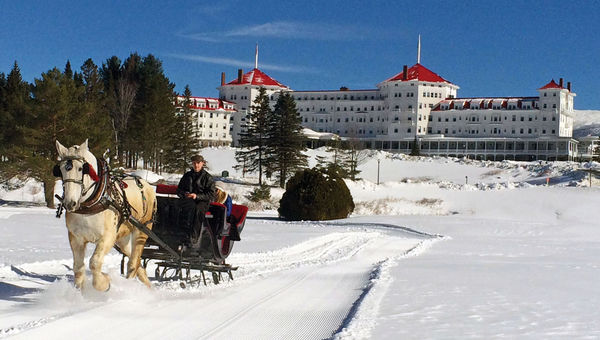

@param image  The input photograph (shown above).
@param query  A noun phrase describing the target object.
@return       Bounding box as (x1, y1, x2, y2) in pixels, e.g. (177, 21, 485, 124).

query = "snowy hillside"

(1, 148, 600, 339)
(573, 109, 600, 137)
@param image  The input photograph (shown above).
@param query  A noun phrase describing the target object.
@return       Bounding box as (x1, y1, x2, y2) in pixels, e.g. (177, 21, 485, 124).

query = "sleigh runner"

(117, 184, 248, 286)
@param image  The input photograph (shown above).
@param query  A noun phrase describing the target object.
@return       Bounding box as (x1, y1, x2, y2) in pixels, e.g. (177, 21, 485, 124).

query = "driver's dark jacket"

(176, 168, 216, 211)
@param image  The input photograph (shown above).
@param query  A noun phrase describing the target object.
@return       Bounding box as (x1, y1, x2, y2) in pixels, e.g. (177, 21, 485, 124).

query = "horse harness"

(54, 157, 152, 232)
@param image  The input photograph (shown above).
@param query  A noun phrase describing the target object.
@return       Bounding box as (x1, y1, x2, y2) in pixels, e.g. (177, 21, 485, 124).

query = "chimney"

(559, 78, 563, 87)
(403, 65, 408, 80)
(237, 69, 243, 83)
(567, 82, 571, 92)
(221, 72, 226, 86)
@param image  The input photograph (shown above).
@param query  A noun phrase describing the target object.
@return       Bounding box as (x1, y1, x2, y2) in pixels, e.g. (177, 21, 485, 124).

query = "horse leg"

(126, 228, 151, 288)
(68, 232, 87, 289)
(89, 235, 115, 292)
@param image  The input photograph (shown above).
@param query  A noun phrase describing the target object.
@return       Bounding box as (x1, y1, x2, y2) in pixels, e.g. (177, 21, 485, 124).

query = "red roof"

(539, 79, 563, 90)
(384, 63, 453, 84)
(226, 68, 288, 88)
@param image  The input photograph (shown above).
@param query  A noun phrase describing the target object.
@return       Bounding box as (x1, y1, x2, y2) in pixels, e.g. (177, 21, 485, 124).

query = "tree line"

(0, 55, 199, 207)
(0, 56, 366, 207)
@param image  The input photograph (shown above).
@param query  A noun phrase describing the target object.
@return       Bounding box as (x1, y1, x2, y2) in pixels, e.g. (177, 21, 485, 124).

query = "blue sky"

(1, 0, 599, 109)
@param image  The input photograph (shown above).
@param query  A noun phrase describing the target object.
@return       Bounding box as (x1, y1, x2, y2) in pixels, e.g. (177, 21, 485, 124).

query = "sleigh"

(118, 184, 248, 287)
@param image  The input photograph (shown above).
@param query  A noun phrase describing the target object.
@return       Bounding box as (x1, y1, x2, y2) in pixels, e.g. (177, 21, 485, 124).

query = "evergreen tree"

(10, 66, 99, 207)
(129, 54, 176, 172)
(1, 62, 30, 149)
(235, 87, 271, 185)
(410, 136, 421, 156)
(0, 72, 6, 147)
(267, 91, 308, 188)
(63, 60, 73, 80)
(164, 85, 198, 173)
(79, 59, 112, 153)
(278, 167, 354, 221)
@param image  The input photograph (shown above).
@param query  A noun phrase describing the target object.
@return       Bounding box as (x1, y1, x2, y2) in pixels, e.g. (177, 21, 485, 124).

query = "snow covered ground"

(1, 148, 600, 339)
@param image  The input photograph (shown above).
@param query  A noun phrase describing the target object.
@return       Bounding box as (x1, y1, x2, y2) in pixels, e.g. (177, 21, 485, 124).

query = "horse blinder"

(52, 164, 62, 178)
(53, 160, 99, 182)
(82, 162, 90, 175)
(83, 162, 100, 182)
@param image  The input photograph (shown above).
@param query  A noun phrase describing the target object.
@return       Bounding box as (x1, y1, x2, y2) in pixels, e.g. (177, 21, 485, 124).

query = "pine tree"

(235, 87, 271, 185)
(63, 60, 73, 80)
(11, 66, 95, 207)
(410, 136, 421, 156)
(164, 85, 198, 173)
(79, 58, 112, 154)
(267, 91, 308, 188)
(0, 72, 7, 147)
(130, 54, 176, 172)
(1, 62, 30, 148)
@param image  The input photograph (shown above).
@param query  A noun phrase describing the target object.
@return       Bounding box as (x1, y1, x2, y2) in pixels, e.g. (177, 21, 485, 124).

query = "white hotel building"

(217, 63, 578, 161)
(174, 96, 235, 147)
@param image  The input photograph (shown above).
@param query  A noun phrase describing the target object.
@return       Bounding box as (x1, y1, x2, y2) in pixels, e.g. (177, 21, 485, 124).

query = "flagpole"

(255, 43, 258, 69)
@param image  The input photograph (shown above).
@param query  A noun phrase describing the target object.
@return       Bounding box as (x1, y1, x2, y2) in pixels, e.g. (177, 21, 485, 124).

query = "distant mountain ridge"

(573, 110, 600, 137)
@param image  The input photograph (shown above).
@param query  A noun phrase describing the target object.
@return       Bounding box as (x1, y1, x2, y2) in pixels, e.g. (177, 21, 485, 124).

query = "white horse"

(55, 140, 156, 291)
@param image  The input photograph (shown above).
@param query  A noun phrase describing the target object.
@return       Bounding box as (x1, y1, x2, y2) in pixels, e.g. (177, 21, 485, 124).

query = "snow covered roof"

(226, 68, 289, 88)
(383, 63, 454, 84)
(302, 128, 339, 140)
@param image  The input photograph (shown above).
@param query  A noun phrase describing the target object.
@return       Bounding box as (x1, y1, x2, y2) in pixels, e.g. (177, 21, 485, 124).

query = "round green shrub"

(278, 167, 354, 221)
